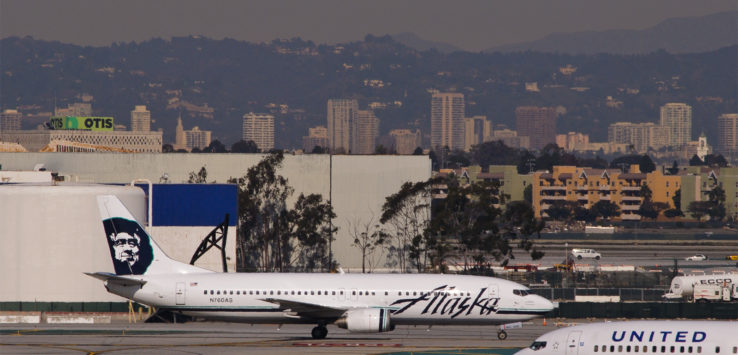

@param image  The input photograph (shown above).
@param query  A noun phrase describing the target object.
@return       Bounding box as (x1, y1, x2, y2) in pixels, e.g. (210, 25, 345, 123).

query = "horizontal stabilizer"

(85, 272, 147, 286)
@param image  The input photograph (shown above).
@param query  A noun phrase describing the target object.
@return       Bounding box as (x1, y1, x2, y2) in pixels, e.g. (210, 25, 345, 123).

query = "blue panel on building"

(134, 184, 238, 227)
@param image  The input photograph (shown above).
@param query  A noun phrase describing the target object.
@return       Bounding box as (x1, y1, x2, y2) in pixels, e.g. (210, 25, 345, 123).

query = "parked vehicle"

(570, 248, 601, 260)
(693, 283, 738, 303)
(726, 255, 738, 261)
(685, 254, 707, 261)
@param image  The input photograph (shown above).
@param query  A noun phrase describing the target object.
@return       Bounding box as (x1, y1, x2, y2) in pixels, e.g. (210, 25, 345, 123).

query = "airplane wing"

(84, 272, 147, 286)
(261, 298, 347, 319)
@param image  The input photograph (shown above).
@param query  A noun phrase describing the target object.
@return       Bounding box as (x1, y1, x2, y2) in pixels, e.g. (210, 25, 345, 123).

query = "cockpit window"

(513, 289, 530, 296)
(529, 341, 547, 350)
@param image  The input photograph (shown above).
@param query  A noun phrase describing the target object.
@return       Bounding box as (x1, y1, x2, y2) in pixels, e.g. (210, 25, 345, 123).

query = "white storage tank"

(0, 183, 145, 303)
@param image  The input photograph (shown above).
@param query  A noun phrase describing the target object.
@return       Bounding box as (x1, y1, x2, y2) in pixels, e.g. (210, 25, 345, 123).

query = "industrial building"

(0, 183, 238, 308)
(0, 153, 431, 274)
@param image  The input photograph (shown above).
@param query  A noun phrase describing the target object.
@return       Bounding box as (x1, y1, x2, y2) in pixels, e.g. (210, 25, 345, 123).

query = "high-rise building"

(389, 129, 422, 155)
(431, 92, 465, 151)
(55, 102, 92, 117)
(660, 103, 692, 147)
(463, 115, 492, 151)
(185, 126, 211, 151)
(607, 122, 670, 153)
(0, 109, 22, 132)
(515, 106, 556, 150)
(556, 132, 589, 151)
(242, 112, 275, 152)
(302, 126, 329, 152)
(174, 115, 186, 150)
(352, 110, 379, 154)
(717, 113, 738, 156)
(130, 105, 151, 132)
(327, 99, 358, 154)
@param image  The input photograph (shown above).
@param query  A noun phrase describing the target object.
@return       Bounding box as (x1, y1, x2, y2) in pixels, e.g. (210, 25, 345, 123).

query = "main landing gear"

(311, 324, 328, 339)
(497, 330, 508, 340)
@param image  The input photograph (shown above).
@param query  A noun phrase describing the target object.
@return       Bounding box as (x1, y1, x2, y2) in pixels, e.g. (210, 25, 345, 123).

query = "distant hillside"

(390, 32, 462, 53)
(0, 35, 735, 151)
(487, 11, 738, 54)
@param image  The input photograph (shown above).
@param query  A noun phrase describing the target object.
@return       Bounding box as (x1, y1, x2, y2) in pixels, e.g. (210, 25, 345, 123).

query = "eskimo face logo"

(111, 232, 141, 264)
(103, 218, 154, 275)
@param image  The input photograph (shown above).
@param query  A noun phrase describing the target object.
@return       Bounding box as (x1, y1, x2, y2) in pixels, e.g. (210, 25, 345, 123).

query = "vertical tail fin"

(97, 195, 210, 275)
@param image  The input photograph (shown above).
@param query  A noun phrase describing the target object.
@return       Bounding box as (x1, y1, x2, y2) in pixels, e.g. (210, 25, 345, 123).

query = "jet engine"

(334, 308, 393, 333)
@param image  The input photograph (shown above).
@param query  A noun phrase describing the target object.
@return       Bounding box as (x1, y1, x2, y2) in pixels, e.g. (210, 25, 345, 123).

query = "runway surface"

(0, 322, 549, 354)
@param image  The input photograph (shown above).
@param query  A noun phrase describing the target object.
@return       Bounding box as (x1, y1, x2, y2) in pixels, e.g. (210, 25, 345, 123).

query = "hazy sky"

(1, 0, 735, 51)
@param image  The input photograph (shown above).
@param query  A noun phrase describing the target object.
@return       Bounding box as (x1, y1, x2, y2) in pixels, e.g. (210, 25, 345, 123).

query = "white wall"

(0, 184, 146, 302)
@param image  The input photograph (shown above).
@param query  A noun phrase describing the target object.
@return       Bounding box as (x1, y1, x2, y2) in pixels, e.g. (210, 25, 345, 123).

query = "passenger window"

(217, 291, 220, 295)
(385, 291, 388, 296)
(318, 291, 322, 295)
(203, 290, 207, 295)
(398, 291, 402, 296)
(298, 291, 301, 295)
(626, 345, 630, 352)
(270, 290, 274, 295)
(594, 345, 599, 352)
(332, 291, 336, 295)
(661, 346, 666, 353)
(249, 291, 253, 295)
(230, 291, 233, 295)
(277, 291, 281, 295)
(310, 291, 314, 295)
(413, 292, 417, 296)
(715, 346, 720, 353)
(697, 346, 701, 353)
(372, 291, 375, 296)
(291, 291, 295, 295)
(359, 291, 363, 296)
(236, 291, 240, 295)
(671, 345, 675, 353)
(340, 291, 343, 295)
(680, 346, 684, 353)
(610, 345, 615, 352)
(352, 291, 356, 295)
(210, 290, 214, 295)
(618, 345, 622, 352)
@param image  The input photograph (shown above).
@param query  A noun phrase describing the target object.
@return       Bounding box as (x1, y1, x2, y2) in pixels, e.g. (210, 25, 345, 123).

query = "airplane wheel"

(577, 255, 583, 260)
(311, 325, 328, 339)
(497, 330, 508, 340)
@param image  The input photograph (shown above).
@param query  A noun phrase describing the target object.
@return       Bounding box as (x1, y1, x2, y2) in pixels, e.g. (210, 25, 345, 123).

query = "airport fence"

(528, 287, 666, 301)
(548, 301, 738, 320)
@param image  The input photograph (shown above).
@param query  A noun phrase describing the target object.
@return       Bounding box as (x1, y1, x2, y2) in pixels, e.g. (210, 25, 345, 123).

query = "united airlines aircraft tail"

(96, 194, 210, 276)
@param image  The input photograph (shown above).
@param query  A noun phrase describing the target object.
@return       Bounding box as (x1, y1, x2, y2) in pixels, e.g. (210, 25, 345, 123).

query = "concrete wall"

(0, 153, 431, 270)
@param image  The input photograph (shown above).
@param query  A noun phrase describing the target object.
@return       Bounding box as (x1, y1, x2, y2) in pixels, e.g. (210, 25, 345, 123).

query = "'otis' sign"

(50, 116, 114, 131)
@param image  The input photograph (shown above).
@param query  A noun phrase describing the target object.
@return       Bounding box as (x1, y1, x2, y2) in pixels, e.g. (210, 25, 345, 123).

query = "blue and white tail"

(97, 195, 210, 276)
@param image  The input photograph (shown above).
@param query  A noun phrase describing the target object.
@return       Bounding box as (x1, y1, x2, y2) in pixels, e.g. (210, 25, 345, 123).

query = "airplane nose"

(536, 295, 555, 312)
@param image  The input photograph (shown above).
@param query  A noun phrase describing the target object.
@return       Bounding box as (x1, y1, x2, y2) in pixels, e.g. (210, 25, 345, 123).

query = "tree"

(285, 193, 336, 271)
(638, 154, 656, 173)
(375, 144, 388, 155)
(311, 145, 326, 154)
(638, 183, 667, 220)
(230, 152, 294, 271)
(706, 185, 726, 221)
(412, 147, 423, 155)
(687, 201, 711, 221)
(689, 154, 704, 166)
(523, 184, 533, 204)
(545, 200, 574, 221)
(162, 143, 174, 153)
(380, 179, 433, 272)
(188, 166, 209, 183)
(231, 140, 258, 153)
(347, 215, 386, 273)
(592, 200, 620, 220)
(203, 139, 227, 153)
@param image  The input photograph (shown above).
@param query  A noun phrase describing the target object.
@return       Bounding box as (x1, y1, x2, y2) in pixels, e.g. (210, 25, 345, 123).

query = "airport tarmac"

(0, 321, 553, 354)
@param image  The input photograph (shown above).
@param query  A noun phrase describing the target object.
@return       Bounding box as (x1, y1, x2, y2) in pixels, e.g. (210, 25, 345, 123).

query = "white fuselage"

(664, 273, 738, 299)
(515, 320, 738, 355)
(107, 273, 553, 325)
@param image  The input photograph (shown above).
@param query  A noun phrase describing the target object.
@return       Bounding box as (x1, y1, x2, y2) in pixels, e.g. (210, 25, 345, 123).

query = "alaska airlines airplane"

(87, 195, 554, 339)
(516, 320, 737, 355)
